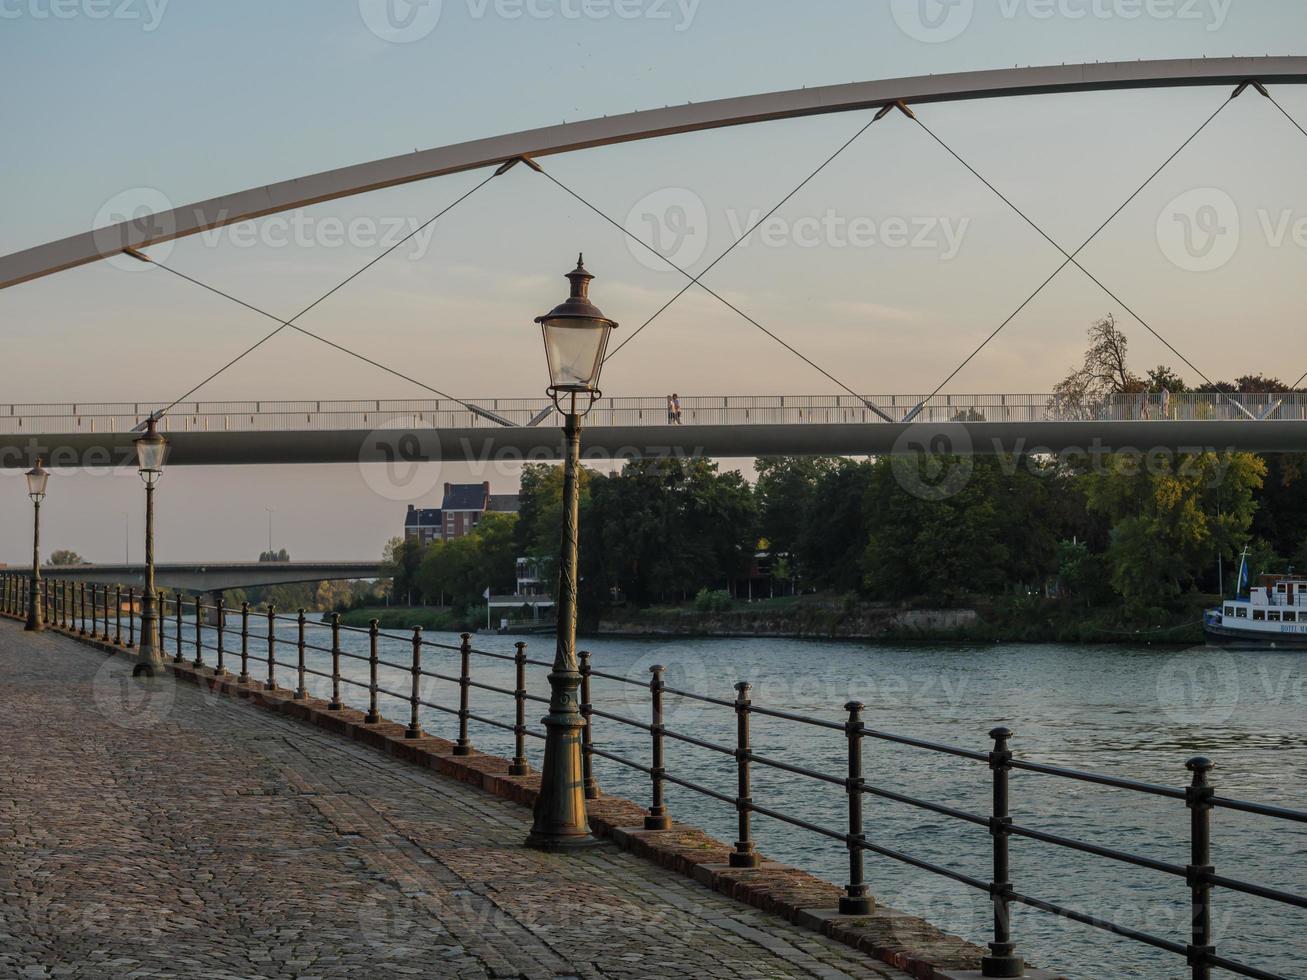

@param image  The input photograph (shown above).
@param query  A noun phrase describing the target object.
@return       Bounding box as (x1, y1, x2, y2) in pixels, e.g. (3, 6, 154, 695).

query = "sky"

(3, 0, 1307, 564)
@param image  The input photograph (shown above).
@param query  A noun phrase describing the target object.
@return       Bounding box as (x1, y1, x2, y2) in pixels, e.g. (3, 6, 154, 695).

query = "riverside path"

(0, 622, 911, 980)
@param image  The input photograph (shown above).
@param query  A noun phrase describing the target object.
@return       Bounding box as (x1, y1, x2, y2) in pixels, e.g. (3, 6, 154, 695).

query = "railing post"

(214, 596, 227, 676)
(327, 612, 343, 710)
(265, 605, 277, 690)
(61, 580, 69, 630)
(579, 650, 598, 798)
(78, 582, 86, 635)
(1186, 757, 1216, 980)
(508, 642, 529, 776)
(730, 681, 761, 867)
(644, 664, 673, 831)
(982, 727, 1024, 978)
(454, 633, 472, 755)
(295, 609, 308, 699)
(238, 601, 251, 684)
(173, 593, 184, 662)
(96, 585, 106, 641)
(115, 585, 122, 645)
(364, 619, 380, 723)
(840, 700, 873, 914)
(126, 587, 135, 647)
(192, 594, 205, 668)
(405, 626, 423, 738)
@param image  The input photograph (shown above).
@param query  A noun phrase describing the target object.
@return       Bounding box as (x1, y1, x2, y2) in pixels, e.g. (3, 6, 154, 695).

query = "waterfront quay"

(0, 621, 922, 980)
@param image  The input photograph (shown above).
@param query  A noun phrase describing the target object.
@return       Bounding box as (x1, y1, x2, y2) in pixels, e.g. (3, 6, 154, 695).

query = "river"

(175, 618, 1306, 979)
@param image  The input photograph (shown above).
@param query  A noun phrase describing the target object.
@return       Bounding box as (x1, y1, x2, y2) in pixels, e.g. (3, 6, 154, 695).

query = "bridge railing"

(3, 576, 1303, 979)
(2, 392, 1306, 435)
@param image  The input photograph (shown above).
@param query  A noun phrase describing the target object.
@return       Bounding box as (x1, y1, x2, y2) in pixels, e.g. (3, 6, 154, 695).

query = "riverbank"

(593, 594, 1210, 644)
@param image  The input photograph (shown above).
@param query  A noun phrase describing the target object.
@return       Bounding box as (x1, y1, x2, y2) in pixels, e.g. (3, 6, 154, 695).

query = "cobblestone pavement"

(0, 624, 911, 980)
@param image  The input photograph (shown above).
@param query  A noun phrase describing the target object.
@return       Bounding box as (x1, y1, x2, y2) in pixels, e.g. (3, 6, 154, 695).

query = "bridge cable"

(604, 108, 890, 365)
(532, 163, 875, 408)
(1256, 88, 1307, 391)
(132, 169, 510, 424)
(906, 94, 1243, 420)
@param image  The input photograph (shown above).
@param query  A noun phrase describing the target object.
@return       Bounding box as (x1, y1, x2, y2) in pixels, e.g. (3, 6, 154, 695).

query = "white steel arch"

(3, 56, 1306, 292)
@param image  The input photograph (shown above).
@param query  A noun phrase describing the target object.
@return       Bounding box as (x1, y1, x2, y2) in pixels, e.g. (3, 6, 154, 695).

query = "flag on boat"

(1236, 550, 1249, 594)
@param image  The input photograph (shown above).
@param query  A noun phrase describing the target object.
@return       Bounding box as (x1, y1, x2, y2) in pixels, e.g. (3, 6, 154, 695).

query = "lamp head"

(534, 254, 618, 395)
(25, 458, 49, 502)
(135, 415, 167, 486)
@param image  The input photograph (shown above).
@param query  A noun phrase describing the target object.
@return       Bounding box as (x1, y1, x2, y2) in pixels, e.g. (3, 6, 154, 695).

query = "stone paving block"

(0, 620, 914, 979)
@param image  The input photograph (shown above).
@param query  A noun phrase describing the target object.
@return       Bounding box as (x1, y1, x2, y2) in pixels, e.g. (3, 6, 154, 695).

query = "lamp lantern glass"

(25, 460, 49, 501)
(135, 418, 167, 484)
(535, 255, 617, 393)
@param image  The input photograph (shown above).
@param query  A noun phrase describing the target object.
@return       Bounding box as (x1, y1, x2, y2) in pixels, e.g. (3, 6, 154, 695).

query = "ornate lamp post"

(24, 458, 49, 632)
(132, 416, 168, 677)
(525, 255, 618, 851)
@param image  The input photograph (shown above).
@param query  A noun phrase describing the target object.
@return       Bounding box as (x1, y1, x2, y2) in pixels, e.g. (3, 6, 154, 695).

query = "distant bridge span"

(3, 57, 1306, 291)
(8, 562, 386, 594)
(1, 395, 1306, 465)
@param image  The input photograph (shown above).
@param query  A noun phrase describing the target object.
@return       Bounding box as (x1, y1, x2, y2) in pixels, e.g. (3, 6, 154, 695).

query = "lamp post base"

(132, 611, 166, 678)
(525, 678, 598, 851)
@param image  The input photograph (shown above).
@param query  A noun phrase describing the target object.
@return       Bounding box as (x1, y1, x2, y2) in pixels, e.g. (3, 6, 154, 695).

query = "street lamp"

(133, 415, 167, 677)
(525, 254, 618, 851)
(24, 458, 49, 632)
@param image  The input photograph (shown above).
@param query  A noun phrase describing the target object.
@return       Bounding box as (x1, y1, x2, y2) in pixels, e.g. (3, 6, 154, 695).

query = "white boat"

(1204, 549, 1307, 649)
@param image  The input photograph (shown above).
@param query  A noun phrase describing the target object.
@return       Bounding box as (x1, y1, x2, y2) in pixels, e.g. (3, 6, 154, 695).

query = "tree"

(1053, 314, 1142, 416)
(47, 550, 85, 566)
(259, 548, 290, 563)
(796, 459, 875, 594)
(754, 456, 836, 579)
(382, 537, 424, 604)
(1145, 366, 1188, 393)
(580, 458, 758, 608)
(1085, 452, 1265, 613)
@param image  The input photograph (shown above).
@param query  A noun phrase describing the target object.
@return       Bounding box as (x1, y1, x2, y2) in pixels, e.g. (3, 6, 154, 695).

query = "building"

(404, 482, 520, 546)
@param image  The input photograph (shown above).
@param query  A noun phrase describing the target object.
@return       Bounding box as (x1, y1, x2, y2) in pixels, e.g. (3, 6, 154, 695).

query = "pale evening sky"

(2, 0, 1306, 564)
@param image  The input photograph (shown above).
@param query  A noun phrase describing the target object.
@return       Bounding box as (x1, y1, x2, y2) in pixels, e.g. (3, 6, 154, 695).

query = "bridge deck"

(0, 622, 906, 980)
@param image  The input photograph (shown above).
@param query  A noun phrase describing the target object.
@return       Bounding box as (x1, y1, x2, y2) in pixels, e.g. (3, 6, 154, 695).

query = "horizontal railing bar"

(588, 745, 653, 775)
(1211, 796, 1307, 824)
(1204, 872, 1307, 911)
(418, 669, 461, 684)
(416, 698, 459, 717)
(662, 685, 738, 709)
(661, 727, 739, 759)
(466, 711, 514, 732)
(858, 726, 990, 762)
(747, 704, 845, 732)
(747, 750, 846, 787)
(588, 707, 651, 732)
(1206, 952, 1290, 980)
(586, 667, 648, 687)
(1006, 823, 1187, 878)
(1007, 759, 1187, 800)
(858, 783, 989, 827)
(466, 679, 517, 698)
(658, 770, 738, 808)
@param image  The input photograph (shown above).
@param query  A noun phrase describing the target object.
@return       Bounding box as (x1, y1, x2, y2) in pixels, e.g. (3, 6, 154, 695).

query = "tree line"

(383, 319, 1307, 626)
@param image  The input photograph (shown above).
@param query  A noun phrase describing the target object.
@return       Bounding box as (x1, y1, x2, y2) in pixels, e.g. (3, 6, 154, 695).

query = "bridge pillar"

(206, 591, 226, 626)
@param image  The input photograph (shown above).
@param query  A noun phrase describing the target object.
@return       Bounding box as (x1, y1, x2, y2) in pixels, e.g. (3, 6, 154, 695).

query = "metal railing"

(2, 574, 1303, 980)
(1, 392, 1305, 435)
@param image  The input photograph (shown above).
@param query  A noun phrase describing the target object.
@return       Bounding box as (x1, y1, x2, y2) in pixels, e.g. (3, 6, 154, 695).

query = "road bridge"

(7, 561, 384, 594)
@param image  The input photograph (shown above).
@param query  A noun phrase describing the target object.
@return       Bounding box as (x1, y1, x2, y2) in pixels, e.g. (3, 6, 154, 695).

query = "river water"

(171, 618, 1306, 979)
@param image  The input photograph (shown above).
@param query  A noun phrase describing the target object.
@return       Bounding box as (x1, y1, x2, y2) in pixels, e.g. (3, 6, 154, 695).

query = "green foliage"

(46, 550, 84, 566)
(754, 456, 836, 571)
(580, 457, 758, 609)
(415, 513, 520, 609)
(694, 588, 733, 612)
(1084, 452, 1265, 614)
(259, 548, 290, 562)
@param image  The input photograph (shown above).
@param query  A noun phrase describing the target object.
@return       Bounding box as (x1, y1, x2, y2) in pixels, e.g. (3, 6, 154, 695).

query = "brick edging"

(8, 613, 1044, 979)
